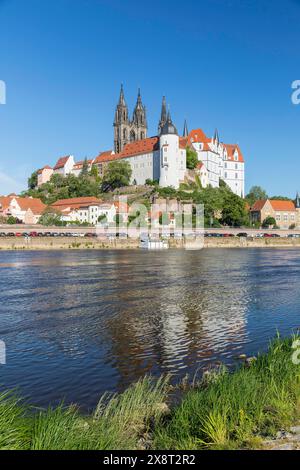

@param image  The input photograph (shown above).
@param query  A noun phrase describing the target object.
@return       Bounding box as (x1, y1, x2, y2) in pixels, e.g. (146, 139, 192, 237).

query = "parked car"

(236, 232, 248, 238)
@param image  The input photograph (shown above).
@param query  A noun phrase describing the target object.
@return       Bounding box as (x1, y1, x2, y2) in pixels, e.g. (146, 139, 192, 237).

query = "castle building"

(113, 85, 147, 153)
(37, 87, 246, 195)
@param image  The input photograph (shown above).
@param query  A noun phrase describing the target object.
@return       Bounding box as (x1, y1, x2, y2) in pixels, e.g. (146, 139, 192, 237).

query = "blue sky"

(0, 0, 300, 196)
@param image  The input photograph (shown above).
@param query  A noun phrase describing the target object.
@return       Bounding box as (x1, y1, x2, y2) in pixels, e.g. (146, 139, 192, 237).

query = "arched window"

(141, 132, 144, 140)
(130, 130, 136, 142)
(123, 128, 127, 140)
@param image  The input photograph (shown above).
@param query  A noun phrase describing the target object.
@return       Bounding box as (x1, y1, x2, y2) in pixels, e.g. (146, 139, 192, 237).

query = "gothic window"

(141, 132, 144, 140)
(130, 130, 136, 142)
(123, 128, 127, 140)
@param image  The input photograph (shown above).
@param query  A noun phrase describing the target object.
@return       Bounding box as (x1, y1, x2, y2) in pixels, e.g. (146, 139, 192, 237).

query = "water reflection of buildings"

(105, 250, 251, 391)
(9, 250, 252, 397)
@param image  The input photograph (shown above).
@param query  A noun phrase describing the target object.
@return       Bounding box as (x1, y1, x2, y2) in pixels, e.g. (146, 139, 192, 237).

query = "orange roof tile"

(224, 144, 244, 163)
(251, 199, 268, 212)
(52, 197, 102, 210)
(53, 156, 71, 170)
(270, 200, 295, 211)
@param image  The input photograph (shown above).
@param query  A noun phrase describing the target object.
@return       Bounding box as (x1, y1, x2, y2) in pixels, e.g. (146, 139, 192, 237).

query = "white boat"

(140, 237, 169, 250)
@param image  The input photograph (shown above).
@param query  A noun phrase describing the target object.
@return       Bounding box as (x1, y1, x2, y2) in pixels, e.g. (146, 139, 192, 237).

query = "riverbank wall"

(1, 236, 300, 250)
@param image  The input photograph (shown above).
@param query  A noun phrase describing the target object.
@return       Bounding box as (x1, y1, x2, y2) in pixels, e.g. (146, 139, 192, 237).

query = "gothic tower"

(114, 86, 148, 153)
(131, 89, 148, 141)
(158, 96, 167, 135)
(114, 85, 130, 153)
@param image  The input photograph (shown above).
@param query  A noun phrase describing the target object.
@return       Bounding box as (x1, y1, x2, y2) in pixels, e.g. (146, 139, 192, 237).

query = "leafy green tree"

(245, 186, 268, 206)
(39, 208, 64, 226)
(269, 196, 292, 201)
(101, 161, 132, 192)
(7, 216, 18, 224)
(262, 216, 276, 227)
(186, 147, 198, 170)
(80, 158, 89, 177)
(28, 171, 38, 190)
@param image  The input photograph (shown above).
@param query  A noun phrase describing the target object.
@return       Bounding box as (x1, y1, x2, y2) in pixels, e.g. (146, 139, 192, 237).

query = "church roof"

(95, 137, 159, 163)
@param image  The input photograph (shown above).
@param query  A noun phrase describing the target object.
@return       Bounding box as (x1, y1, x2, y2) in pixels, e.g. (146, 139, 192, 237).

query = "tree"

(39, 208, 64, 226)
(245, 186, 268, 206)
(28, 171, 38, 190)
(269, 196, 292, 201)
(186, 147, 198, 170)
(7, 216, 18, 224)
(262, 216, 276, 228)
(80, 158, 89, 177)
(101, 161, 132, 192)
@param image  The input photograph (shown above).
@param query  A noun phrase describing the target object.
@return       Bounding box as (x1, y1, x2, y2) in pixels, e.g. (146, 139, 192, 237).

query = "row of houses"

(2, 193, 300, 230)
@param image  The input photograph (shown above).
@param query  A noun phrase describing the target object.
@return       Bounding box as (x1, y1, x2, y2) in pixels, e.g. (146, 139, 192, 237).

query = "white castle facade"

(37, 87, 245, 197)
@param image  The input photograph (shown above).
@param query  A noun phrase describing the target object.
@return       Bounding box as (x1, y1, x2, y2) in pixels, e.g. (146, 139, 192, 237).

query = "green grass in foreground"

(0, 335, 300, 450)
(154, 334, 300, 450)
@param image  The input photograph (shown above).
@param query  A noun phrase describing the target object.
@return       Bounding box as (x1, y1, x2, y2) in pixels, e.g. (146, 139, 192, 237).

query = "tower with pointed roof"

(113, 86, 148, 153)
(159, 108, 186, 188)
(158, 96, 167, 135)
(114, 85, 130, 153)
(183, 119, 189, 137)
(131, 88, 147, 142)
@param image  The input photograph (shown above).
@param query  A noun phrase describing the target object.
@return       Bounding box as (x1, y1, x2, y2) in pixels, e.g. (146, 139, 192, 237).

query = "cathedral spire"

(114, 84, 129, 153)
(296, 192, 300, 209)
(158, 96, 167, 135)
(183, 119, 188, 137)
(118, 84, 126, 106)
(214, 128, 220, 144)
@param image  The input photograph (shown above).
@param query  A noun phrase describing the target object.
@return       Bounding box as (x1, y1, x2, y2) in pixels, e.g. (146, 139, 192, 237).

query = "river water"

(0, 249, 299, 410)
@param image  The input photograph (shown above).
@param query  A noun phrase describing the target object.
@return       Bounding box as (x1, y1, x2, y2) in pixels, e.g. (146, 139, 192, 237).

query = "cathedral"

(38, 86, 245, 194)
(113, 85, 148, 153)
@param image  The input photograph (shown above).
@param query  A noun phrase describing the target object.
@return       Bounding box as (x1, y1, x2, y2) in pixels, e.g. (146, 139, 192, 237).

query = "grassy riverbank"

(1, 335, 300, 450)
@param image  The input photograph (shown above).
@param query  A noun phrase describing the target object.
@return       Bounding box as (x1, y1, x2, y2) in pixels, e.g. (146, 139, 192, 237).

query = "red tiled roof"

(0, 196, 46, 214)
(224, 144, 244, 163)
(53, 156, 71, 170)
(94, 138, 160, 163)
(179, 137, 188, 149)
(0, 196, 13, 211)
(187, 129, 210, 145)
(250, 200, 268, 212)
(52, 197, 102, 210)
(94, 151, 116, 164)
(121, 137, 159, 158)
(16, 197, 46, 215)
(73, 159, 93, 169)
(270, 200, 295, 211)
(37, 165, 52, 175)
(251, 199, 296, 212)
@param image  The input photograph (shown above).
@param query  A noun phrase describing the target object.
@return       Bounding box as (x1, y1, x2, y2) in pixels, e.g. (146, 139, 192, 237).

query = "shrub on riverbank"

(0, 335, 300, 450)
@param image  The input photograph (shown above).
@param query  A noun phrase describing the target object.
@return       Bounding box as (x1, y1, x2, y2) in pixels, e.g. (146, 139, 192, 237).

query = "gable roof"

(251, 199, 268, 212)
(53, 156, 71, 170)
(251, 199, 296, 212)
(0, 196, 46, 215)
(16, 197, 46, 214)
(224, 144, 244, 163)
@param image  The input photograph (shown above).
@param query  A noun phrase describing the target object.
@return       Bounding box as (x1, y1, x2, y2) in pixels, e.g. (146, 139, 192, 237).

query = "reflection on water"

(0, 249, 299, 410)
